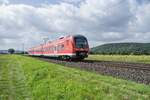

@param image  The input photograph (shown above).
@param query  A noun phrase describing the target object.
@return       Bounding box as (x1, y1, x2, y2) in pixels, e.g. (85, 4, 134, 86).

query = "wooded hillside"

(91, 43, 150, 55)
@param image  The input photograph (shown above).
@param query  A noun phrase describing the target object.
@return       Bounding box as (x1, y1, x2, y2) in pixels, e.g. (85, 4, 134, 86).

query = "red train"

(28, 35, 89, 60)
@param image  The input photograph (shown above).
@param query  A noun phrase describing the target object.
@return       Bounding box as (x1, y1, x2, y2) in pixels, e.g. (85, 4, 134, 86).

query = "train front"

(73, 35, 89, 60)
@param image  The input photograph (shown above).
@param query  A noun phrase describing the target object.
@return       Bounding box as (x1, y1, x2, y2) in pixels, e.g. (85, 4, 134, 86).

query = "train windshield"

(75, 37, 88, 48)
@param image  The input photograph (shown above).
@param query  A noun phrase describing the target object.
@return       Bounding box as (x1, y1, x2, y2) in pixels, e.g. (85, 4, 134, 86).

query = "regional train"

(28, 35, 89, 60)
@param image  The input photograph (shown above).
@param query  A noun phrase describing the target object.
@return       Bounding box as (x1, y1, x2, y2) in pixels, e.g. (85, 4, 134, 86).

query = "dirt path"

(0, 58, 31, 100)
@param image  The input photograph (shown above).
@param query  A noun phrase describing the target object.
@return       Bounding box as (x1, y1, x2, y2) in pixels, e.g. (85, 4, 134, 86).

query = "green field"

(87, 55, 150, 64)
(0, 55, 150, 100)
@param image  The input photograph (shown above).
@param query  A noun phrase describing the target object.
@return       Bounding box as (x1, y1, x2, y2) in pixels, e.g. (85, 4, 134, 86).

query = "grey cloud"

(79, 0, 132, 31)
(130, 3, 150, 33)
(0, 0, 150, 49)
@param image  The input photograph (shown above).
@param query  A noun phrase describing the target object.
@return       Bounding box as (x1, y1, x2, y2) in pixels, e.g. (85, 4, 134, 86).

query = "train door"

(41, 44, 43, 56)
(54, 46, 57, 56)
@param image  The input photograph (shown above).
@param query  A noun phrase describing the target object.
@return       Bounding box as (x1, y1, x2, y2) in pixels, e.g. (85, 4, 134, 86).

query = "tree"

(8, 48, 15, 54)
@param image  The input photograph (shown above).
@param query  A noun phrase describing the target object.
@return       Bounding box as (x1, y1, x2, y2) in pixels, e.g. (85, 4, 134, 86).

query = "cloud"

(63, 0, 83, 3)
(130, 3, 150, 33)
(0, 0, 9, 5)
(0, 0, 150, 50)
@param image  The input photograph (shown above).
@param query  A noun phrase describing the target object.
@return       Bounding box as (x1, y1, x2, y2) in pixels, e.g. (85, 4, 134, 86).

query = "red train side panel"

(28, 35, 89, 60)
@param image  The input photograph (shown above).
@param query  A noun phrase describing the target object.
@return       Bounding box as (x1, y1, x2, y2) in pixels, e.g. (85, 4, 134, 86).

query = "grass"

(86, 55, 150, 64)
(0, 55, 150, 100)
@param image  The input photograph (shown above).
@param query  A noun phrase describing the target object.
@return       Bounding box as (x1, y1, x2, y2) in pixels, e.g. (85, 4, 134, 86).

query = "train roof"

(72, 34, 86, 38)
(28, 34, 87, 50)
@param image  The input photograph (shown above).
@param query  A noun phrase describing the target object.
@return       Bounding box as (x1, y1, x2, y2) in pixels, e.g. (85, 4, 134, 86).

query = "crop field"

(0, 55, 150, 100)
(87, 55, 150, 64)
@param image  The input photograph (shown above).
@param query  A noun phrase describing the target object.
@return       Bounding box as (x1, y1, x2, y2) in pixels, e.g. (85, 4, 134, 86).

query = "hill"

(91, 43, 150, 55)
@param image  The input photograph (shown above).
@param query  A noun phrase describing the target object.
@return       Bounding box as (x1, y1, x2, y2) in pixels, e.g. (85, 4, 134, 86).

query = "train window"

(61, 44, 64, 49)
(49, 47, 51, 51)
(75, 37, 88, 48)
(55, 44, 64, 51)
(51, 47, 53, 51)
(59, 45, 63, 51)
(52, 47, 55, 51)
(57, 45, 60, 51)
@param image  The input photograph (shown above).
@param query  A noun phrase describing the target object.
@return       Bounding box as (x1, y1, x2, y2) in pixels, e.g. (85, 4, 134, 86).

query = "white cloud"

(0, 0, 150, 49)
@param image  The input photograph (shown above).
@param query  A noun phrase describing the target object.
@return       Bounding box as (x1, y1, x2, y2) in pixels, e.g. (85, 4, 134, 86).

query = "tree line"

(91, 43, 150, 55)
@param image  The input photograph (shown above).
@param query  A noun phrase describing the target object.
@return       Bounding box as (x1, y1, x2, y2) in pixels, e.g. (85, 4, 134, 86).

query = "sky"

(0, 0, 150, 50)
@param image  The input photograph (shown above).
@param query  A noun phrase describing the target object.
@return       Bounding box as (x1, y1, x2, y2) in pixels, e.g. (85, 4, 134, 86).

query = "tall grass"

(87, 55, 150, 64)
(0, 55, 150, 100)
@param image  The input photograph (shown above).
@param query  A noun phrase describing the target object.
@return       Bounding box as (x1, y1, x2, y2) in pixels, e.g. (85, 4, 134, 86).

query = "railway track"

(82, 60, 150, 71)
(38, 57, 150, 71)
(37, 57, 150, 84)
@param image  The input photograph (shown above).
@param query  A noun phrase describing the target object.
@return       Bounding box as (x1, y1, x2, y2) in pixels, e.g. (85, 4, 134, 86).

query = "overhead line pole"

(22, 43, 25, 54)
